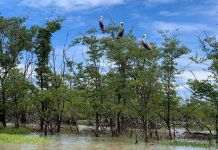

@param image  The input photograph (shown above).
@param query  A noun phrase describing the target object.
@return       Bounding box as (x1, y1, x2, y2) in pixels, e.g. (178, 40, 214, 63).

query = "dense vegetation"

(0, 16, 217, 145)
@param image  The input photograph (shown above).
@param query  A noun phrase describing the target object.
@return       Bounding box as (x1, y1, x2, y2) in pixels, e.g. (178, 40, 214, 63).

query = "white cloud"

(159, 11, 181, 17)
(185, 0, 218, 17)
(178, 70, 212, 81)
(152, 21, 210, 32)
(64, 16, 86, 28)
(175, 69, 212, 96)
(158, 0, 218, 17)
(144, 0, 187, 6)
(145, 0, 177, 5)
(175, 70, 212, 97)
(21, 0, 125, 11)
(139, 21, 210, 34)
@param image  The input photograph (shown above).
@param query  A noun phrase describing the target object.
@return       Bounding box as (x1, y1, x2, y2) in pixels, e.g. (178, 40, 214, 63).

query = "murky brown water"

(0, 135, 216, 150)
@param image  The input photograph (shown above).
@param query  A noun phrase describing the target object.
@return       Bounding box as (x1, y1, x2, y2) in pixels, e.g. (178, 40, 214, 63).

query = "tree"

(71, 29, 106, 136)
(100, 32, 133, 136)
(0, 16, 33, 127)
(189, 34, 218, 144)
(159, 31, 188, 139)
(4, 69, 33, 128)
(33, 18, 62, 132)
(128, 38, 160, 142)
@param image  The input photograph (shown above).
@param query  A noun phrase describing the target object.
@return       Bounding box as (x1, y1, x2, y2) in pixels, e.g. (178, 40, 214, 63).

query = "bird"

(142, 34, 151, 50)
(117, 22, 124, 39)
(99, 16, 105, 32)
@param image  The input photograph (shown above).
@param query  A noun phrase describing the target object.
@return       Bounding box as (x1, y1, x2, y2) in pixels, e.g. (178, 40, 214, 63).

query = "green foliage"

(34, 18, 62, 89)
(65, 89, 92, 119)
(189, 80, 217, 101)
(0, 16, 32, 69)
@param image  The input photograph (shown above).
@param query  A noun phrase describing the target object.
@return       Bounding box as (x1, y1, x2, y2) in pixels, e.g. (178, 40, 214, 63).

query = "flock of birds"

(99, 16, 151, 50)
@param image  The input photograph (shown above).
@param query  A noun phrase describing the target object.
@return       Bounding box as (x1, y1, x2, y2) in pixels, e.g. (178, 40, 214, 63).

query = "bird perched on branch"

(117, 22, 124, 39)
(142, 34, 151, 50)
(99, 16, 105, 32)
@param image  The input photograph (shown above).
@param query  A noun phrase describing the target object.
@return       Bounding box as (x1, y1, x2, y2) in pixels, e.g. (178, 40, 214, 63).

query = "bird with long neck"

(117, 22, 124, 39)
(99, 16, 105, 32)
(142, 34, 151, 50)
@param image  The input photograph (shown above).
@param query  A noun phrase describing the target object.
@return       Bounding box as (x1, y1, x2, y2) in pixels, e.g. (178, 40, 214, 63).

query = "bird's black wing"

(142, 40, 151, 50)
(99, 21, 105, 32)
(117, 28, 124, 39)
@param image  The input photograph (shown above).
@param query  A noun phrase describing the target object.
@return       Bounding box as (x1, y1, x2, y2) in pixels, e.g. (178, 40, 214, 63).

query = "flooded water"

(0, 135, 216, 150)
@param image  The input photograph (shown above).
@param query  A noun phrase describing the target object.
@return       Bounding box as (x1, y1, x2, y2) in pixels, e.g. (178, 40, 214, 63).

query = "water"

(0, 135, 216, 150)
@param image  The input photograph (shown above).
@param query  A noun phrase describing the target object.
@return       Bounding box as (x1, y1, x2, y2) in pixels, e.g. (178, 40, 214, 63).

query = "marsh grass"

(0, 128, 50, 144)
(0, 127, 30, 135)
(0, 134, 50, 144)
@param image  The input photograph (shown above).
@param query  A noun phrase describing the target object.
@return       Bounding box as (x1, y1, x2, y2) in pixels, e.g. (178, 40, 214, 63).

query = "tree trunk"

(110, 117, 115, 137)
(155, 124, 160, 140)
(142, 118, 148, 142)
(40, 102, 45, 131)
(57, 115, 61, 133)
(95, 112, 99, 137)
(44, 123, 48, 136)
(50, 124, 53, 135)
(116, 111, 121, 136)
(167, 95, 172, 140)
(15, 113, 20, 128)
(2, 110, 6, 127)
(21, 111, 27, 124)
(2, 90, 6, 127)
(216, 101, 218, 145)
(166, 119, 172, 140)
(40, 117, 44, 131)
(14, 98, 20, 128)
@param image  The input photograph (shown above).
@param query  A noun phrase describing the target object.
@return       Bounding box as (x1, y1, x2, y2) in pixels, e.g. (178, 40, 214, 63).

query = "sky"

(0, 0, 217, 99)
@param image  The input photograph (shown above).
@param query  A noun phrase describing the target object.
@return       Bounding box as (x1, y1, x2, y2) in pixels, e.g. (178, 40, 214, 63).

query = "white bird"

(142, 34, 151, 50)
(99, 16, 105, 32)
(117, 22, 124, 39)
